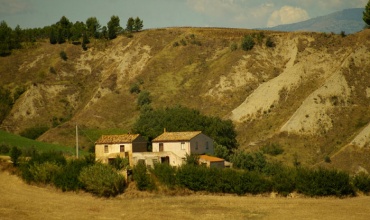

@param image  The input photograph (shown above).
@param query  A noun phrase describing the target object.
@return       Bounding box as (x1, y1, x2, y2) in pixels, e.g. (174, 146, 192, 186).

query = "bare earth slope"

(0, 28, 370, 172)
(1, 171, 370, 220)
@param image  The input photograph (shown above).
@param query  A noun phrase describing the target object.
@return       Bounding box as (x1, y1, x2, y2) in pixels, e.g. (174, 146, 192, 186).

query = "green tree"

(133, 17, 143, 32)
(133, 106, 238, 151)
(49, 27, 57, 44)
(364, 0, 370, 27)
(70, 21, 86, 42)
(0, 21, 12, 56)
(241, 34, 255, 51)
(137, 90, 151, 108)
(86, 17, 101, 38)
(10, 146, 22, 166)
(108, 15, 121, 39)
(57, 16, 72, 40)
(12, 25, 22, 49)
(126, 17, 135, 32)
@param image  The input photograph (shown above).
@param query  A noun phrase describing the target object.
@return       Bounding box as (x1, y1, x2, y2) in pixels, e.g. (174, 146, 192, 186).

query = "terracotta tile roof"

(199, 155, 225, 162)
(152, 131, 202, 142)
(95, 134, 140, 144)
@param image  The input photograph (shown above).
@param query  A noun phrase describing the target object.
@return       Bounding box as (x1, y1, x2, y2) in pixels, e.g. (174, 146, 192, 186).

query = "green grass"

(0, 130, 78, 155)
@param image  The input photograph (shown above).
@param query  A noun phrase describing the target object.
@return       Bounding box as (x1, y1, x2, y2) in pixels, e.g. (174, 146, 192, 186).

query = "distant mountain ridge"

(264, 8, 366, 34)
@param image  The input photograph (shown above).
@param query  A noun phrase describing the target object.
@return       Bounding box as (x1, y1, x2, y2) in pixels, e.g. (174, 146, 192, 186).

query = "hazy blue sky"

(0, 0, 367, 29)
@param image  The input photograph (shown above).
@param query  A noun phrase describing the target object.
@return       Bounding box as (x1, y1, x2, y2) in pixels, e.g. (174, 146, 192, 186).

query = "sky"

(0, 0, 367, 29)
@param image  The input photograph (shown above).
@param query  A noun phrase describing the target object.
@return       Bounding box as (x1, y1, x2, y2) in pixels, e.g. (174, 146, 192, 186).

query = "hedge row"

(136, 163, 369, 197)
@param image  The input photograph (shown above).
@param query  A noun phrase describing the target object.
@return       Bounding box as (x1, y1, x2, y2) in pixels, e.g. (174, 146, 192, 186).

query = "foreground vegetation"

(3, 146, 370, 198)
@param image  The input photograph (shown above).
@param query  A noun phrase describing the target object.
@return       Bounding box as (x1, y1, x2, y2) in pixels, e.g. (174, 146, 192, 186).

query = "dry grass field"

(1, 170, 370, 220)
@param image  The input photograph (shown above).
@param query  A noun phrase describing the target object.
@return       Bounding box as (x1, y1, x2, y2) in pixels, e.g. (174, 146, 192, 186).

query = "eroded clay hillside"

(1, 28, 370, 172)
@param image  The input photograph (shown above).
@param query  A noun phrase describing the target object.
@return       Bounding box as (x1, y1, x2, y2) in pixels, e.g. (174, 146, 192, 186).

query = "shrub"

(185, 154, 199, 166)
(60, 51, 68, 61)
(28, 161, 60, 184)
(261, 143, 284, 156)
(266, 37, 275, 48)
(129, 83, 141, 94)
(340, 31, 346, 37)
(271, 166, 296, 196)
(137, 90, 151, 108)
(151, 162, 176, 189)
(53, 159, 90, 191)
(132, 160, 155, 191)
(10, 146, 22, 166)
(235, 171, 271, 195)
(79, 163, 125, 197)
(241, 35, 255, 51)
(19, 151, 66, 183)
(214, 143, 230, 161)
(230, 42, 238, 51)
(109, 156, 129, 170)
(296, 167, 355, 197)
(0, 143, 10, 154)
(230, 151, 267, 171)
(30, 151, 67, 166)
(173, 42, 179, 47)
(20, 125, 49, 140)
(324, 155, 331, 163)
(176, 164, 208, 191)
(352, 172, 370, 194)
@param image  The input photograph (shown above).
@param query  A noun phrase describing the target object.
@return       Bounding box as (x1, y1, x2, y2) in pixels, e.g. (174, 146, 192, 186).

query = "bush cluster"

(19, 125, 49, 140)
(145, 160, 365, 197)
(132, 160, 155, 191)
(79, 163, 125, 197)
(18, 150, 125, 197)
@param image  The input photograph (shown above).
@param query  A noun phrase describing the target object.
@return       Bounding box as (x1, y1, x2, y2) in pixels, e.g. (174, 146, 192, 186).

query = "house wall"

(209, 161, 225, 168)
(152, 134, 214, 159)
(189, 133, 214, 155)
(95, 143, 133, 163)
(132, 151, 185, 167)
(152, 141, 190, 159)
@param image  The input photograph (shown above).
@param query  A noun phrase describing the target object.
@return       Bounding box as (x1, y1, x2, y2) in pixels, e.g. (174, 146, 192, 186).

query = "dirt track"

(1, 171, 370, 220)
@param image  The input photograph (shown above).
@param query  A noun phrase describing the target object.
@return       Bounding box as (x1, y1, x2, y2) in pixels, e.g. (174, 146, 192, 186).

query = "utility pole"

(76, 124, 79, 158)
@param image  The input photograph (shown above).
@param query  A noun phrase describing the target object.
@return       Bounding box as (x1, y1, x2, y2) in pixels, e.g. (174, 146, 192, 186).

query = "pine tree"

(86, 17, 101, 38)
(364, 0, 370, 27)
(108, 15, 120, 40)
(49, 28, 57, 44)
(126, 17, 134, 32)
(133, 17, 143, 32)
(0, 21, 12, 56)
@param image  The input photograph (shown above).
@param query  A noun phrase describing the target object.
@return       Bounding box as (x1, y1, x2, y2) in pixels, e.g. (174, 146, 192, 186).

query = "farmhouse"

(95, 134, 147, 164)
(145, 130, 215, 167)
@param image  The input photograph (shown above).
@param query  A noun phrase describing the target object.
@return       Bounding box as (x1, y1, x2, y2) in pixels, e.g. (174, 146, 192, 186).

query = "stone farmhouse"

(95, 134, 147, 164)
(95, 131, 224, 168)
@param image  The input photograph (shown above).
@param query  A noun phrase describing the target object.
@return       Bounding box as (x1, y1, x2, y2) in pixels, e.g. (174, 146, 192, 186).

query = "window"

(181, 142, 185, 150)
(120, 145, 125, 152)
(206, 142, 209, 150)
(104, 145, 108, 153)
